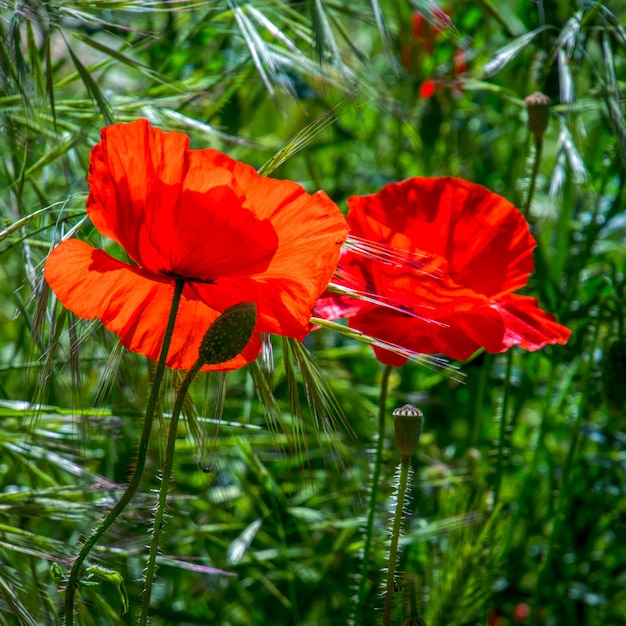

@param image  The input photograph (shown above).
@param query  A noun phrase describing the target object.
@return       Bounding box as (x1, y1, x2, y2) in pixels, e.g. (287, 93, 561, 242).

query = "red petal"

(86, 120, 347, 337)
(87, 119, 192, 268)
(187, 156, 348, 337)
(418, 80, 437, 99)
(351, 302, 506, 362)
(44, 239, 261, 371)
(192, 272, 330, 340)
(346, 177, 535, 298)
(143, 185, 279, 281)
(88, 120, 277, 281)
(492, 294, 571, 351)
(346, 292, 570, 364)
(313, 290, 364, 322)
(328, 240, 488, 322)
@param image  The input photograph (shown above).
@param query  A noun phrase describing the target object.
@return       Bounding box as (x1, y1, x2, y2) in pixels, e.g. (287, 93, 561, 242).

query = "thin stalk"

(523, 136, 543, 220)
(503, 360, 558, 550)
(64, 279, 185, 626)
(140, 299, 258, 623)
(493, 350, 514, 505)
(354, 364, 393, 625)
(528, 321, 601, 621)
(469, 354, 489, 448)
(382, 457, 411, 626)
(275, 491, 301, 626)
(140, 357, 204, 625)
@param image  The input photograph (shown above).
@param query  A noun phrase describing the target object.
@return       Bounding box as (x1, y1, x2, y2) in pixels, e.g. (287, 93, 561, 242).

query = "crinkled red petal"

(492, 294, 571, 351)
(188, 158, 348, 336)
(351, 301, 506, 363)
(346, 177, 535, 298)
(87, 119, 193, 268)
(44, 239, 261, 371)
(87, 120, 278, 281)
(86, 119, 348, 337)
(346, 291, 570, 364)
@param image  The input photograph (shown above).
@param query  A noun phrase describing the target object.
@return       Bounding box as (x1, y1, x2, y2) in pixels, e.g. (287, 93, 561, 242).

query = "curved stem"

(140, 358, 203, 625)
(64, 279, 185, 625)
(382, 457, 411, 626)
(354, 364, 393, 624)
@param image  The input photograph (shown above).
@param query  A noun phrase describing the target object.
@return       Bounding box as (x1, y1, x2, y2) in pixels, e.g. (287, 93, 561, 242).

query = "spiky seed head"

(524, 91, 551, 142)
(198, 302, 257, 366)
(392, 404, 423, 457)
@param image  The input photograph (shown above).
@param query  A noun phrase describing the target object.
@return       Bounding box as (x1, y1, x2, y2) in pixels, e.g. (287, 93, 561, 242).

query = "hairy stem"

(140, 358, 203, 625)
(64, 279, 184, 625)
(383, 457, 411, 626)
(493, 350, 514, 505)
(354, 364, 393, 624)
(523, 136, 543, 220)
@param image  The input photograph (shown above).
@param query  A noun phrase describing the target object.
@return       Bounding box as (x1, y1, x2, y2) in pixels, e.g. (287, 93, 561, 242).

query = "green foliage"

(1, 0, 626, 625)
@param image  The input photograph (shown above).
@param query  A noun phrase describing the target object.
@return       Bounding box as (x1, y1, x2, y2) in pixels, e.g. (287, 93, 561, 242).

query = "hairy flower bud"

(524, 92, 551, 142)
(198, 302, 257, 366)
(392, 404, 423, 458)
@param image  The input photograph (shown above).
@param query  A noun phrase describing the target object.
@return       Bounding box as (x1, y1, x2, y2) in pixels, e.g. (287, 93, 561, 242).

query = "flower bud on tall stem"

(382, 405, 423, 626)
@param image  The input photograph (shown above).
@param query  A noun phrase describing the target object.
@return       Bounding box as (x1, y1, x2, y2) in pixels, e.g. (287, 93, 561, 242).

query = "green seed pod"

(393, 404, 423, 458)
(198, 302, 257, 366)
(524, 92, 551, 142)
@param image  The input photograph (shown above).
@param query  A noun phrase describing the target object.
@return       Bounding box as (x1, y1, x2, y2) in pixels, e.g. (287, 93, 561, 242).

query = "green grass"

(1, 1, 626, 624)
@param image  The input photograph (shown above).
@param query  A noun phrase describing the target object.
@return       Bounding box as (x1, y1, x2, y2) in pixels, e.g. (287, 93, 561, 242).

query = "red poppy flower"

(45, 119, 348, 371)
(418, 80, 438, 99)
(315, 177, 570, 366)
(403, 7, 451, 74)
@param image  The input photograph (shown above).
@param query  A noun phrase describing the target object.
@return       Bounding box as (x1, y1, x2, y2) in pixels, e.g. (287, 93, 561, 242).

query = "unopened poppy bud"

(524, 92, 551, 142)
(198, 302, 257, 366)
(392, 404, 423, 458)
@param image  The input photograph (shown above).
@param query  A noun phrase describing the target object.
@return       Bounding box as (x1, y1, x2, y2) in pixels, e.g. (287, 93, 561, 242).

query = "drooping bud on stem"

(141, 300, 257, 625)
(393, 404, 423, 459)
(198, 302, 257, 366)
(524, 92, 551, 143)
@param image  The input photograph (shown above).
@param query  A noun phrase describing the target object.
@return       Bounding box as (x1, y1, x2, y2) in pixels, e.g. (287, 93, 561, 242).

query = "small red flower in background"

(513, 603, 530, 623)
(45, 119, 348, 371)
(315, 177, 571, 366)
(402, 4, 451, 74)
(418, 80, 438, 99)
(487, 610, 506, 626)
(417, 48, 467, 101)
(411, 11, 448, 55)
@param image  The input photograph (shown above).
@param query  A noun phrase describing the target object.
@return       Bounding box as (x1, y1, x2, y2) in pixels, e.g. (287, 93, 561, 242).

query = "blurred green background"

(1, 1, 626, 624)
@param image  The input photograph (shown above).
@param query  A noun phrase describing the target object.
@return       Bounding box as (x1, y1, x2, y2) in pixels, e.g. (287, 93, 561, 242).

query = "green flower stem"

(354, 364, 393, 625)
(503, 362, 557, 556)
(140, 300, 258, 623)
(382, 455, 411, 626)
(529, 321, 601, 621)
(64, 279, 185, 626)
(469, 354, 489, 448)
(140, 357, 204, 626)
(523, 129, 544, 220)
(493, 350, 514, 505)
